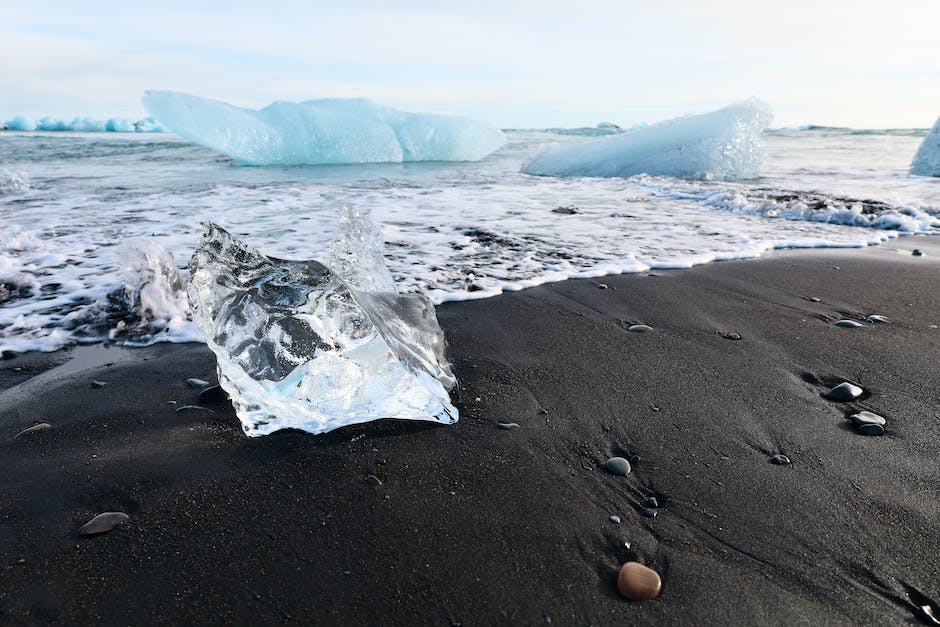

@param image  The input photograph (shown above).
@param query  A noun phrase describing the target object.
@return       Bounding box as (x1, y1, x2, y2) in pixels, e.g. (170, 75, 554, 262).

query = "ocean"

(0, 127, 938, 354)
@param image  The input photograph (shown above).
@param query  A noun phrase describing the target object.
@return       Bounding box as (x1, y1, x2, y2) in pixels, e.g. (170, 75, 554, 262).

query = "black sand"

(1, 238, 938, 624)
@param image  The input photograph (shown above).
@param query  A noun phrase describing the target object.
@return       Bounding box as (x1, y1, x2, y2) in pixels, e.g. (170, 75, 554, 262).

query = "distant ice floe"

(523, 100, 773, 180)
(911, 116, 940, 177)
(2, 115, 167, 133)
(142, 90, 505, 166)
(188, 206, 458, 436)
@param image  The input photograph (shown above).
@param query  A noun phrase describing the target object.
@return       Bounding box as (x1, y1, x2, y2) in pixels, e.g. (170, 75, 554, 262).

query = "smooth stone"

(14, 422, 52, 439)
(605, 457, 632, 476)
(186, 378, 210, 389)
(617, 562, 662, 601)
(628, 324, 653, 333)
(1, 350, 17, 360)
(857, 423, 885, 436)
(912, 249, 924, 256)
(597, 283, 609, 290)
(770, 454, 791, 465)
(722, 332, 742, 340)
(198, 384, 229, 403)
(79, 512, 129, 537)
(865, 315, 889, 324)
(808, 297, 822, 303)
(609, 515, 621, 524)
(850, 410, 886, 427)
(825, 382, 864, 402)
(834, 320, 863, 328)
(643, 496, 659, 508)
(640, 507, 657, 518)
(627, 454, 641, 466)
(365, 475, 382, 486)
(90, 380, 107, 388)
(497, 422, 520, 430)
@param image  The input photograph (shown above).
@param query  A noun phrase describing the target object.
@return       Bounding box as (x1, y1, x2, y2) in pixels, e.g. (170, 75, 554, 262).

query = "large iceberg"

(143, 90, 505, 166)
(911, 116, 940, 177)
(188, 207, 458, 436)
(522, 100, 772, 180)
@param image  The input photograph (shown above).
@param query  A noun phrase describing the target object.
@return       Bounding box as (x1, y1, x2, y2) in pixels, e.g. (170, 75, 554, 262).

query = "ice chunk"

(911, 116, 940, 177)
(68, 117, 106, 132)
(106, 118, 134, 132)
(134, 117, 167, 133)
(5, 115, 36, 131)
(523, 100, 772, 180)
(143, 90, 505, 166)
(188, 207, 458, 436)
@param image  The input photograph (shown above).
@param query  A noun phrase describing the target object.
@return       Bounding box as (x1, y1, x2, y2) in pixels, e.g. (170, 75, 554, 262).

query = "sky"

(2, 0, 939, 129)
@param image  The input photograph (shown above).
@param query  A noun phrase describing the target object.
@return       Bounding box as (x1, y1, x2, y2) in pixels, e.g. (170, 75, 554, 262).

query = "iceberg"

(522, 100, 772, 180)
(68, 117, 106, 132)
(134, 117, 167, 133)
(188, 207, 458, 436)
(106, 118, 134, 132)
(143, 90, 505, 166)
(5, 115, 36, 131)
(911, 116, 940, 176)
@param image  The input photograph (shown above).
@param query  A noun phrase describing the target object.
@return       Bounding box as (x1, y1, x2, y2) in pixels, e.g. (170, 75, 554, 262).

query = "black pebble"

(365, 475, 382, 486)
(770, 454, 791, 465)
(641, 508, 657, 518)
(643, 496, 659, 508)
(1, 350, 16, 360)
(627, 454, 641, 466)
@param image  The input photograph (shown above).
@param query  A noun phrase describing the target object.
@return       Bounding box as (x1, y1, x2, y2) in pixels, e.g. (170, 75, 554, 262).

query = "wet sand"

(1, 238, 938, 624)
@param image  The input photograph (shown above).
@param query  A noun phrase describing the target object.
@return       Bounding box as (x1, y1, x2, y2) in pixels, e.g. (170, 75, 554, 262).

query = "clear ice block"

(187, 207, 458, 436)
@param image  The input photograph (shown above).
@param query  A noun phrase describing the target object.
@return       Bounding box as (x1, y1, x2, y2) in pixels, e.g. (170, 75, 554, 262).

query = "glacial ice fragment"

(143, 90, 505, 166)
(911, 116, 940, 177)
(188, 207, 458, 436)
(522, 100, 772, 180)
(5, 115, 37, 131)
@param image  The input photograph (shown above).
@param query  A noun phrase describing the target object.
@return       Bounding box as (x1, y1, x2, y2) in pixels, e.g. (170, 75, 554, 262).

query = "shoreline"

(1, 239, 939, 623)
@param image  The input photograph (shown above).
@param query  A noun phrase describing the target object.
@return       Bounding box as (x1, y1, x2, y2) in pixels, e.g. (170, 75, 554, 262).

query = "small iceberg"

(143, 90, 505, 166)
(188, 207, 458, 436)
(522, 100, 772, 180)
(911, 116, 940, 177)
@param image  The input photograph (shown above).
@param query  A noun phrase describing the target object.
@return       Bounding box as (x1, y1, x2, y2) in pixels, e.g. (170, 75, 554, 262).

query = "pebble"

(643, 496, 659, 508)
(617, 562, 662, 601)
(722, 332, 742, 340)
(857, 424, 885, 436)
(199, 384, 228, 403)
(640, 508, 657, 518)
(605, 457, 632, 476)
(825, 382, 864, 402)
(186, 378, 210, 389)
(834, 320, 863, 329)
(770, 454, 791, 465)
(1, 350, 17, 360)
(808, 297, 822, 303)
(365, 475, 382, 486)
(628, 324, 653, 333)
(609, 515, 621, 524)
(913, 249, 924, 257)
(850, 410, 886, 428)
(79, 512, 129, 537)
(497, 422, 520, 430)
(865, 315, 889, 324)
(14, 422, 52, 439)
(627, 454, 641, 466)
(597, 283, 609, 290)
(90, 380, 107, 388)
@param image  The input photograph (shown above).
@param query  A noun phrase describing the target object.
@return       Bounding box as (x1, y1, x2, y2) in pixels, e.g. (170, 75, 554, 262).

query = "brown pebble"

(617, 561, 662, 600)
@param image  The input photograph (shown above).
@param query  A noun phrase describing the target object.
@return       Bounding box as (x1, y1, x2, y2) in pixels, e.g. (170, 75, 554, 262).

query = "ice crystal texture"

(522, 100, 772, 180)
(143, 90, 505, 166)
(911, 116, 940, 177)
(188, 207, 458, 436)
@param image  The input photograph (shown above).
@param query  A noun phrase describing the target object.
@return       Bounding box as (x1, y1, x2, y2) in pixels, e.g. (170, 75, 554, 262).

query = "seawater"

(1, 127, 938, 353)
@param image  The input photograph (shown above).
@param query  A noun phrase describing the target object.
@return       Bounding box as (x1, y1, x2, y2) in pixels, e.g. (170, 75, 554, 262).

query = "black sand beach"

(1, 238, 938, 624)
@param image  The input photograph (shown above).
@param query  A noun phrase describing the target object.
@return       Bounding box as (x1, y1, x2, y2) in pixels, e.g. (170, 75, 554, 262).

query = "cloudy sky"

(2, 0, 939, 129)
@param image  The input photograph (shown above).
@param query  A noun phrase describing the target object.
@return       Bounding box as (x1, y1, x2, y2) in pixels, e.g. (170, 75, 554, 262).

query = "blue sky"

(2, 0, 939, 129)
